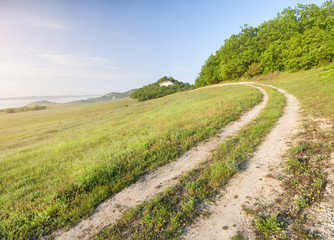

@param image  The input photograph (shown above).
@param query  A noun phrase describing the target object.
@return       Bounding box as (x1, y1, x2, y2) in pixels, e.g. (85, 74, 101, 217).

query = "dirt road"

(51, 83, 269, 240)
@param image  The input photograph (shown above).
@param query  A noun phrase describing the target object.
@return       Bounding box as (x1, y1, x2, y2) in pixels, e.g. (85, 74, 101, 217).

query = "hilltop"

(130, 76, 193, 101)
(77, 89, 136, 103)
(26, 100, 56, 107)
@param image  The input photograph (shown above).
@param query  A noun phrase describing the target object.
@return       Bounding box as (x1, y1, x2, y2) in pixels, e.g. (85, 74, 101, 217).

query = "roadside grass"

(256, 63, 334, 119)
(95, 86, 286, 239)
(242, 64, 334, 238)
(0, 86, 262, 239)
(244, 119, 333, 239)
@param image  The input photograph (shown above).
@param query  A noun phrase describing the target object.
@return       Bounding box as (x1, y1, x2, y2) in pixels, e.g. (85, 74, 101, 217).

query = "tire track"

(183, 83, 300, 240)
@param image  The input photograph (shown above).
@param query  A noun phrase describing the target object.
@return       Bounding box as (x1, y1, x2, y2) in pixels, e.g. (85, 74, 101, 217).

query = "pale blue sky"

(0, 0, 327, 97)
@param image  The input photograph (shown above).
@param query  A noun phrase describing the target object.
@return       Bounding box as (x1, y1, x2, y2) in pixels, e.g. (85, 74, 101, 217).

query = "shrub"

(255, 214, 283, 238)
(248, 62, 262, 77)
(296, 197, 309, 208)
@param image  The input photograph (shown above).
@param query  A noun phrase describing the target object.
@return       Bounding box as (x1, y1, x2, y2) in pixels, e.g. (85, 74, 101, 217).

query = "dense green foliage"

(196, 1, 334, 87)
(2, 105, 47, 113)
(131, 76, 192, 101)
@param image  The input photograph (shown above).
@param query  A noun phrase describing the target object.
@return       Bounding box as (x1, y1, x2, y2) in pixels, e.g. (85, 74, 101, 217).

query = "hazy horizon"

(0, 94, 102, 110)
(0, 94, 102, 100)
(0, 0, 326, 98)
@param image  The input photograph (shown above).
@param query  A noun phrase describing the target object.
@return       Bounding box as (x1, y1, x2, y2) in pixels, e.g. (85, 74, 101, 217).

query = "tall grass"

(0, 85, 262, 239)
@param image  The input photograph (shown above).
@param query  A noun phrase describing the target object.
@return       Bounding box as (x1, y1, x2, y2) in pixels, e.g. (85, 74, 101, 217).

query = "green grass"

(96, 86, 286, 239)
(0, 85, 262, 239)
(254, 213, 284, 239)
(256, 63, 334, 119)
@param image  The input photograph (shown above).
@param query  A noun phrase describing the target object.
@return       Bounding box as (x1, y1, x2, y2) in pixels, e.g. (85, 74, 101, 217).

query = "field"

(0, 85, 262, 239)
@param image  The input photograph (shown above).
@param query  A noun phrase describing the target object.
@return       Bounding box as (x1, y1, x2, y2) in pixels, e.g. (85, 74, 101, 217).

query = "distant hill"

(130, 76, 193, 101)
(77, 89, 136, 103)
(26, 101, 56, 107)
(0, 100, 55, 113)
(2, 105, 47, 114)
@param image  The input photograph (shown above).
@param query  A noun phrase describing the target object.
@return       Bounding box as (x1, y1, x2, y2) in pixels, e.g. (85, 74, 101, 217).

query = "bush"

(296, 197, 309, 208)
(248, 62, 262, 77)
(255, 214, 283, 238)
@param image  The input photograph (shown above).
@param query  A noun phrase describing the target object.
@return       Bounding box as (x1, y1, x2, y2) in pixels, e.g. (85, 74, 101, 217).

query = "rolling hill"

(77, 89, 136, 103)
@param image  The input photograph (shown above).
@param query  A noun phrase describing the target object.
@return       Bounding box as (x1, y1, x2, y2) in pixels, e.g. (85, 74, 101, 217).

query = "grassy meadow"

(0, 85, 262, 239)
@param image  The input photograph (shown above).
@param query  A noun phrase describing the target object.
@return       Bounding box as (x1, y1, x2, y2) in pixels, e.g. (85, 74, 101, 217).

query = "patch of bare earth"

(183, 84, 301, 240)
(49, 84, 268, 240)
(296, 118, 334, 239)
(304, 153, 334, 239)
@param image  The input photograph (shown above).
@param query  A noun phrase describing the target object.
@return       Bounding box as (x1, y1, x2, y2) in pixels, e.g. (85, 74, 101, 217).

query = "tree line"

(196, 1, 334, 87)
(2, 105, 47, 114)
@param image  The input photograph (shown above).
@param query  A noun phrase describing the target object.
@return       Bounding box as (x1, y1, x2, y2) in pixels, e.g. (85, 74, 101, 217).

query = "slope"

(0, 85, 262, 239)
